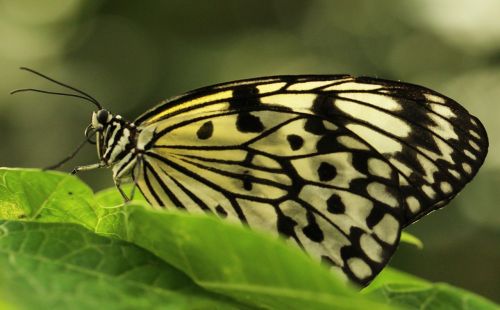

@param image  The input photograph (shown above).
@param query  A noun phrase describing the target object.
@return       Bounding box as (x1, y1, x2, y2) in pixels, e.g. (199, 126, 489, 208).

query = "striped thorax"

(91, 109, 150, 183)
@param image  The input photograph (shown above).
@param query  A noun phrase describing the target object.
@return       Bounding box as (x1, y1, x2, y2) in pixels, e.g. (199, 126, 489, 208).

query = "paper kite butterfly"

(13, 68, 488, 285)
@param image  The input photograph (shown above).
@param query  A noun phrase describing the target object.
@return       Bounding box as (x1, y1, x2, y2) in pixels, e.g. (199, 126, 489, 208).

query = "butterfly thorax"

(92, 109, 145, 181)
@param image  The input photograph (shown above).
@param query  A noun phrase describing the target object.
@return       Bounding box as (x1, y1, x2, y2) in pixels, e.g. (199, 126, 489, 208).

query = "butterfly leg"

(113, 177, 130, 202)
(128, 155, 143, 201)
(71, 163, 105, 175)
(123, 175, 138, 201)
(112, 158, 141, 203)
(111, 154, 142, 202)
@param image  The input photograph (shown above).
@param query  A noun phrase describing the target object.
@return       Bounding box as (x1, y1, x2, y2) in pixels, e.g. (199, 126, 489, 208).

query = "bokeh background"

(0, 0, 498, 302)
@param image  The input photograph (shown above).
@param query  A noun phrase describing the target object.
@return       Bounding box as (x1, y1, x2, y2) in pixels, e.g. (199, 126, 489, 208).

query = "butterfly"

(13, 68, 488, 285)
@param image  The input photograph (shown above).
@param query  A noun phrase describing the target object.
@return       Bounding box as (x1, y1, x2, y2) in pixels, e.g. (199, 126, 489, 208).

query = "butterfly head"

(91, 109, 112, 130)
(12, 67, 141, 174)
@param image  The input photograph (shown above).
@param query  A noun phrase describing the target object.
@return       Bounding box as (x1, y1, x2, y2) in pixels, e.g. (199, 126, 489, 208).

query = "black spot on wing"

(365, 202, 388, 228)
(317, 162, 337, 181)
(230, 85, 260, 109)
(304, 118, 327, 135)
(311, 94, 336, 117)
(302, 211, 324, 242)
(196, 120, 214, 140)
(236, 112, 265, 133)
(316, 133, 343, 153)
(215, 205, 228, 218)
(229, 84, 294, 133)
(242, 171, 253, 190)
(327, 194, 345, 214)
(287, 134, 304, 150)
(230, 82, 294, 111)
(275, 207, 298, 238)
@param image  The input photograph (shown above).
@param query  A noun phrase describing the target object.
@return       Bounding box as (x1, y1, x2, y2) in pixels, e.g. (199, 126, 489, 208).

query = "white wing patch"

(346, 124, 404, 154)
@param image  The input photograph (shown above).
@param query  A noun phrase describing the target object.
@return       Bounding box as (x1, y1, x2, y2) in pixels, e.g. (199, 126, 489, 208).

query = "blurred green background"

(0, 0, 498, 302)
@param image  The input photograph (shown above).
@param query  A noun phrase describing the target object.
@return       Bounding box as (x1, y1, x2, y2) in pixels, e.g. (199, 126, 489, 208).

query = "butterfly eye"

(96, 110, 109, 124)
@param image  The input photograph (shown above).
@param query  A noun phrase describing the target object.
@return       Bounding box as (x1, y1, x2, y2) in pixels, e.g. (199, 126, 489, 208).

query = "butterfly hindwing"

(136, 110, 404, 284)
(132, 75, 488, 284)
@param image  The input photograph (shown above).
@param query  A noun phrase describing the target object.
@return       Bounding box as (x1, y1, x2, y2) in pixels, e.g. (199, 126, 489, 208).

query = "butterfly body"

(15, 72, 488, 286)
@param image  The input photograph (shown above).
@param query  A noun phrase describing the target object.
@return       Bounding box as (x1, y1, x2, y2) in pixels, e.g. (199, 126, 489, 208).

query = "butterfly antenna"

(43, 131, 93, 170)
(10, 88, 100, 105)
(13, 67, 102, 109)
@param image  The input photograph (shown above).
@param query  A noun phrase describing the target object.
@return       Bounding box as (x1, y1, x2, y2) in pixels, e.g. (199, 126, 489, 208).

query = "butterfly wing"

(132, 75, 488, 284)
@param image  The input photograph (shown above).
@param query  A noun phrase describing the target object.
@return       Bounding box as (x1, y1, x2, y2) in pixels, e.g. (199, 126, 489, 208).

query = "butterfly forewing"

(327, 76, 488, 225)
(132, 75, 488, 285)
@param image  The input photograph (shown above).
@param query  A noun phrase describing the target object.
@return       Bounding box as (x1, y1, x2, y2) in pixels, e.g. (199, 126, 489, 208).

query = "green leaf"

(0, 168, 99, 228)
(3, 168, 498, 310)
(400, 232, 423, 249)
(0, 220, 244, 310)
(364, 268, 500, 310)
(0, 292, 16, 310)
(0, 168, 129, 239)
(94, 178, 396, 309)
(124, 205, 392, 309)
(93, 184, 148, 239)
(94, 179, 393, 309)
(0, 168, 393, 309)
